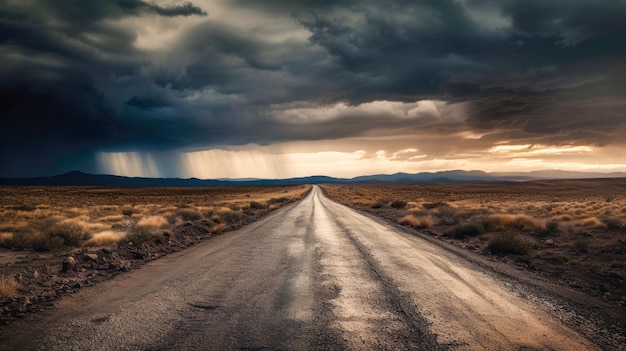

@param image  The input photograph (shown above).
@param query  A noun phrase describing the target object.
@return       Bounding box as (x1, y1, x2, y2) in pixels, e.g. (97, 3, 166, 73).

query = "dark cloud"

(1, 0, 625, 176)
(43, 0, 207, 25)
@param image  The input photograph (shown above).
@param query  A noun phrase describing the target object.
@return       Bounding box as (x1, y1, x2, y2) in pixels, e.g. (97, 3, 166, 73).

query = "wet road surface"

(0, 186, 601, 350)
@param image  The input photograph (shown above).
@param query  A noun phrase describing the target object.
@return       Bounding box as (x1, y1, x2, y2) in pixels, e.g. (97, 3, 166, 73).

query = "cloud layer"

(1, 0, 625, 177)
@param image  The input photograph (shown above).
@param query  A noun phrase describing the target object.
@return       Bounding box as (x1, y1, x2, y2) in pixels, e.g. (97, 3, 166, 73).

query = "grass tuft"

(137, 215, 168, 228)
(399, 215, 432, 228)
(216, 207, 243, 223)
(126, 224, 159, 245)
(484, 214, 544, 232)
(85, 230, 127, 246)
(30, 223, 92, 251)
(0, 275, 19, 299)
(121, 207, 139, 217)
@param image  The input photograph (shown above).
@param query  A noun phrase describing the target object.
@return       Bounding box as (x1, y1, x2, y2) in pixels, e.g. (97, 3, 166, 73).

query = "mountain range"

(1, 170, 625, 186)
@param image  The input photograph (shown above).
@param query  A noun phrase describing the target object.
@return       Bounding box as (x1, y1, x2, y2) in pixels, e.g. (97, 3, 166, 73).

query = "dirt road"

(0, 186, 611, 350)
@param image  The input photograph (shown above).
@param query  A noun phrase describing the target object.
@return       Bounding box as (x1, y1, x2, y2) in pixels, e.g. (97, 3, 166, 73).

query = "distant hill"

(0, 170, 624, 186)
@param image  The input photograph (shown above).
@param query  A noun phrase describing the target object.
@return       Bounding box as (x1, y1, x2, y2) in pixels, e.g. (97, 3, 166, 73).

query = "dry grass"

(0, 275, 19, 298)
(399, 215, 433, 228)
(85, 230, 127, 246)
(0, 185, 310, 251)
(577, 217, 607, 230)
(321, 179, 626, 305)
(137, 215, 168, 228)
(321, 180, 626, 237)
(484, 214, 544, 232)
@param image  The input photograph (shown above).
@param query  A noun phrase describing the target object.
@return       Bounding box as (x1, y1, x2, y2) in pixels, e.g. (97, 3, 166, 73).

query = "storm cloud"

(1, 0, 625, 177)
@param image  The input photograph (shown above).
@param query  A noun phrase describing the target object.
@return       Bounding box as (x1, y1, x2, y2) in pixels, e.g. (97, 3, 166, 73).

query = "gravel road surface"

(0, 186, 606, 350)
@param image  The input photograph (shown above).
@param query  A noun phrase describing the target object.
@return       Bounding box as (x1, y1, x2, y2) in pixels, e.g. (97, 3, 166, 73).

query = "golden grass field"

(321, 179, 626, 306)
(0, 185, 311, 299)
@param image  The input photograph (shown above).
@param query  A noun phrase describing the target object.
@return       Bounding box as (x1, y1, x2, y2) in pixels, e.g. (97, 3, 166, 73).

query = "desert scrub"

(488, 233, 529, 255)
(215, 207, 243, 223)
(0, 275, 19, 299)
(126, 224, 162, 245)
(578, 217, 607, 230)
(399, 215, 432, 229)
(121, 207, 140, 217)
(26, 223, 92, 251)
(484, 214, 544, 232)
(445, 222, 485, 239)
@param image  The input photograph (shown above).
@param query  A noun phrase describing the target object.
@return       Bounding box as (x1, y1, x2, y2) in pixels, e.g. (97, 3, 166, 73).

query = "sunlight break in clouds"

(183, 149, 288, 179)
(272, 100, 452, 124)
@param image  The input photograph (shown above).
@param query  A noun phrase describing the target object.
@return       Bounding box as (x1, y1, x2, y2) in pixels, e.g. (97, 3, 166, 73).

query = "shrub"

(579, 217, 607, 230)
(249, 201, 267, 210)
(126, 225, 158, 245)
(30, 223, 92, 251)
(484, 214, 543, 232)
(488, 233, 528, 255)
(121, 207, 139, 217)
(221, 211, 243, 223)
(31, 233, 65, 252)
(176, 209, 202, 222)
(48, 223, 92, 247)
(445, 222, 485, 239)
(390, 200, 407, 209)
(399, 215, 432, 229)
(434, 205, 459, 225)
(6, 229, 35, 250)
(0, 275, 19, 299)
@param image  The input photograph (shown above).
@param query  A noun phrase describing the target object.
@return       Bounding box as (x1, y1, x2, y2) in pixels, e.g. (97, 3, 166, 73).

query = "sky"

(1, 0, 626, 179)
